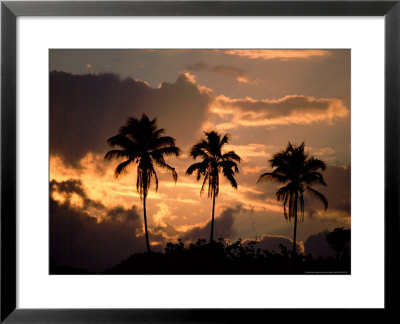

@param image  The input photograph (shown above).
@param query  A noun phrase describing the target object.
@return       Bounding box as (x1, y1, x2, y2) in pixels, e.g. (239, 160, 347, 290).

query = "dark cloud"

(304, 230, 336, 258)
(180, 206, 240, 242)
(50, 179, 87, 200)
(50, 179, 104, 210)
(50, 179, 162, 272)
(305, 165, 351, 217)
(243, 234, 303, 254)
(152, 221, 181, 238)
(186, 61, 248, 82)
(50, 71, 211, 166)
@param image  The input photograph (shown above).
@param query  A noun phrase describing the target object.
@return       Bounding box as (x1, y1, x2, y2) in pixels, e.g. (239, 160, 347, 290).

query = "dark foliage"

(99, 230, 350, 275)
(326, 227, 351, 262)
(50, 228, 350, 275)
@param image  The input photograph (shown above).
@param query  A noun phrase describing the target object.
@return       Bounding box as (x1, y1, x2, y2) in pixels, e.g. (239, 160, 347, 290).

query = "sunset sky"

(49, 49, 350, 272)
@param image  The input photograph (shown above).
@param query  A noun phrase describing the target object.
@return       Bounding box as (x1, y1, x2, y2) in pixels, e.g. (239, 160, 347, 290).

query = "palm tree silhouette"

(105, 114, 181, 253)
(257, 142, 328, 255)
(186, 131, 241, 242)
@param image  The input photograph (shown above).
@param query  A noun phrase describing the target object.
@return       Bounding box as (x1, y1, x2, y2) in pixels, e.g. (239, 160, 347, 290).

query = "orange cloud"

(308, 209, 351, 223)
(225, 143, 271, 161)
(309, 147, 337, 163)
(242, 165, 266, 175)
(211, 94, 349, 127)
(312, 147, 336, 156)
(50, 149, 350, 248)
(223, 49, 331, 61)
(50, 153, 162, 211)
(185, 61, 250, 83)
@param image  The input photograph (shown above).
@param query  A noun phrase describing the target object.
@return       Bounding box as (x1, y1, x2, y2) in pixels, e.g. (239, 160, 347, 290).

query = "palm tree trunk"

(143, 195, 151, 253)
(210, 186, 216, 242)
(292, 191, 298, 255)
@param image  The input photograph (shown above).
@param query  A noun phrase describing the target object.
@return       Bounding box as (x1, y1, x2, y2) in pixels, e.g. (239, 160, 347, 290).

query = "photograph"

(49, 49, 351, 275)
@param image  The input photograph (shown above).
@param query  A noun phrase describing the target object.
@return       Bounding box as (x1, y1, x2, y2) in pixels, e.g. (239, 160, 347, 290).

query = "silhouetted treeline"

(51, 228, 350, 275)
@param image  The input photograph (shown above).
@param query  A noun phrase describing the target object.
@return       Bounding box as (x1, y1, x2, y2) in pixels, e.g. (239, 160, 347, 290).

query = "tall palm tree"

(257, 142, 328, 255)
(186, 131, 241, 242)
(105, 114, 181, 253)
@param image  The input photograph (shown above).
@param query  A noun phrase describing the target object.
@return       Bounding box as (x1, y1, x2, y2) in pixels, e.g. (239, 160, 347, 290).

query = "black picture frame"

(1, 0, 399, 322)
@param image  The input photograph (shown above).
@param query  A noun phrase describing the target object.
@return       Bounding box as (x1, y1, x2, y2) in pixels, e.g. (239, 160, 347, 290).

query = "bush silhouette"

(99, 228, 350, 275)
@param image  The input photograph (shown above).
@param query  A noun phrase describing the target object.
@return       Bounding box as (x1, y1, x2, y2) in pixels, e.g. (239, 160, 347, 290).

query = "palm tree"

(186, 131, 241, 242)
(257, 142, 328, 255)
(105, 114, 181, 253)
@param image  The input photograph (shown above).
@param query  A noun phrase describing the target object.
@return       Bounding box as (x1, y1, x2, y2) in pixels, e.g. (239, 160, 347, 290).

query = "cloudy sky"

(49, 49, 350, 272)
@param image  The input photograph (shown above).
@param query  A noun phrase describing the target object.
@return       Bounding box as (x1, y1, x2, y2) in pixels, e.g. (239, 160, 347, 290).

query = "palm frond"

(119, 116, 140, 135)
(204, 131, 223, 156)
(221, 151, 241, 163)
(283, 192, 289, 220)
(219, 134, 230, 148)
(155, 160, 178, 182)
(276, 186, 290, 201)
(150, 135, 176, 150)
(137, 164, 158, 199)
(268, 151, 290, 170)
(306, 186, 328, 210)
(304, 157, 327, 172)
(288, 192, 294, 221)
(186, 161, 208, 176)
(189, 142, 212, 159)
(150, 166, 159, 193)
(301, 171, 327, 186)
(219, 160, 239, 173)
(107, 134, 137, 151)
(258, 172, 288, 184)
(151, 146, 181, 159)
(114, 159, 133, 179)
(222, 168, 238, 189)
(299, 193, 305, 222)
(151, 128, 166, 140)
(200, 173, 209, 196)
(104, 149, 130, 161)
(208, 174, 219, 198)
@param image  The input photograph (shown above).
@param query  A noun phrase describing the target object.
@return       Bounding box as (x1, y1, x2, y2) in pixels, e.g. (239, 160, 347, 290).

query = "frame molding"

(1, 1, 399, 322)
